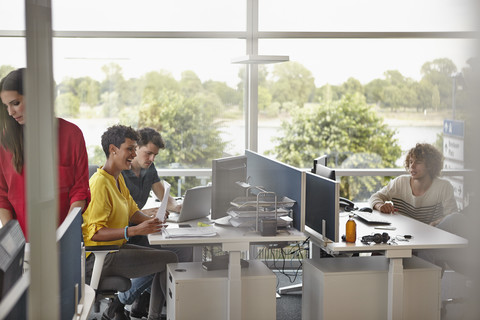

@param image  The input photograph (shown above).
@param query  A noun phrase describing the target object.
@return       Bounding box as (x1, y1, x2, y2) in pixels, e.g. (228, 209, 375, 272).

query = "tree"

(137, 90, 227, 190)
(364, 78, 385, 105)
(420, 58, 457, 110)
(203, 80, 241, 107)
(339, 77, 364, 97)
(269, 61, 315, 109)
(180, 70, 203, 98)
(268, 94, 401, 200)
(55, 92, 80, 117)
(100, 63, 128, 112)
(0, 65, 15, 80)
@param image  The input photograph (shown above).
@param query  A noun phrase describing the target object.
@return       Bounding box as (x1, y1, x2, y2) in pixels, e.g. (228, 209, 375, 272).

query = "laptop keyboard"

(354, 211, 391, 224)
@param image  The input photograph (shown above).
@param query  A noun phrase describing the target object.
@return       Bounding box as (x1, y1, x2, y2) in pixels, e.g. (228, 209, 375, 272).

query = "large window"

(0, 0, 476, 200)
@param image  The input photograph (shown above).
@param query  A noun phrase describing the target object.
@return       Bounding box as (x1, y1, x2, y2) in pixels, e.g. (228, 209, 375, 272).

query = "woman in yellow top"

(82, 125, 177, 320)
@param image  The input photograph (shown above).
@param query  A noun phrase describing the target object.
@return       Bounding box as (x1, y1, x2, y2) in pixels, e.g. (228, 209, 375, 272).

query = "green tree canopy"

(138, 90, 226, 168)
(269, 61, 315, 108)
(420, 58, 457, 110)
(269, 94, 401, 199)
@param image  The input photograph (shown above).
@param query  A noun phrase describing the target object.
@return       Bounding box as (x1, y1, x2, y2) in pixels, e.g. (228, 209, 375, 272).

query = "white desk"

(319, 211, 468, 320)
(148, 217, 306, 320)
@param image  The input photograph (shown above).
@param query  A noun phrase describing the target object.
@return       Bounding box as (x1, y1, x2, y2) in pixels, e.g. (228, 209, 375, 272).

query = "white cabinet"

(166, 260, 276, 320)
(302, 255, 441, 320)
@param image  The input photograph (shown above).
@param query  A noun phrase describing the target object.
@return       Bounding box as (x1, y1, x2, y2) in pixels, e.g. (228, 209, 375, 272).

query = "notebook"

(166, 185, 212, 223)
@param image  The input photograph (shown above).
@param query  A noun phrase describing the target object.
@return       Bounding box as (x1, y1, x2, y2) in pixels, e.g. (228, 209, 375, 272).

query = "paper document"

(163, 226, 217, 238)
(155, 180, 171, 221)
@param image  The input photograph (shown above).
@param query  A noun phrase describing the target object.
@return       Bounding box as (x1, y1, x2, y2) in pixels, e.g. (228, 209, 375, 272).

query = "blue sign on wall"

(443, 119, 465, 138)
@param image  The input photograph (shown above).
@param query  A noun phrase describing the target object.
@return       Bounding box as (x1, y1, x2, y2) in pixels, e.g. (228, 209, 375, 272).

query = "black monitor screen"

(304, 171, 340, 243)
(211, 155, 247, 220)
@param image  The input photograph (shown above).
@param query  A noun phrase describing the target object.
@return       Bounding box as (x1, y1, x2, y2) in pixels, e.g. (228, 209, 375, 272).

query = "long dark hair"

(0, 68, 25, 173)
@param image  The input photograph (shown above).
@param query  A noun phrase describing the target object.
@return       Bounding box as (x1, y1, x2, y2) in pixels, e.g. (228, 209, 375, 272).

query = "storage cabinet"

(302, 255, 441, 320)
(166, 260, 276, 320)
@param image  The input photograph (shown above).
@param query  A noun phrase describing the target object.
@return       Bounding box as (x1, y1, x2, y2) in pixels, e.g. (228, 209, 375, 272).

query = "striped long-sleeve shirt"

(369, 175, 458, 224)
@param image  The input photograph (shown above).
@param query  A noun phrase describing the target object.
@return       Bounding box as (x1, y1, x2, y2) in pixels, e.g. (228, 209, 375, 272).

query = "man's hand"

(377, 202, 396, 214)
(141, 207, 158, 218)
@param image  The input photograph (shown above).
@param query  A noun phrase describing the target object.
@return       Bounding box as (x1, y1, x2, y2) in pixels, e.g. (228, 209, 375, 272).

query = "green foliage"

(87, 145, 106, 167)
(420, 58, 457, 110)
(138, 90, 226, 167)
(269, 61, 315, 108)
(269, 94, 402, 200)
(55, 92, 80, 117)
(180, 70, 203, 98)
(137, 89, 227, 190)
(0, 65, 15, 80)
(203, 80, 241, 107)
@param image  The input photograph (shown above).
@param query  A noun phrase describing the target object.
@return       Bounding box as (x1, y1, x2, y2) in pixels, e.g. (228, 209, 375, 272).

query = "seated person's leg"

(101, 244, 178, 320)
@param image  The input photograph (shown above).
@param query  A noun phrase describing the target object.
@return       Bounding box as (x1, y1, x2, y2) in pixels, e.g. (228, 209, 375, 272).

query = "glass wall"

(0, 0, 476, 199)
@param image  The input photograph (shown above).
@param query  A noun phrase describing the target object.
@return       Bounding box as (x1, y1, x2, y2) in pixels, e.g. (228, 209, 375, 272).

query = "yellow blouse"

(82, 167, 139, 252)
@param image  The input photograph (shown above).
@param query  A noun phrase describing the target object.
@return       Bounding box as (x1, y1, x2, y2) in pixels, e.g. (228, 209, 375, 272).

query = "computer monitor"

(304, 171, 340, 244)
(211, 155, 247, 220)
(0, 219, 27, 319)
(56, 207, 84, 320)
(245, 150, 305, 231)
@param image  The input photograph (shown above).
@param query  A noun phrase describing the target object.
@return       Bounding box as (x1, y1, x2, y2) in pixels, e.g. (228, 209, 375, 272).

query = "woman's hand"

(131, 217, 165, 236)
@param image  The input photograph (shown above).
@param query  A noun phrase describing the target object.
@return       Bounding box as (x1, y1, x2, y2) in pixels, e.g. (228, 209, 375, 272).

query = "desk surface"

(148, 217, 306, 246)
(323, 211, 468, 254)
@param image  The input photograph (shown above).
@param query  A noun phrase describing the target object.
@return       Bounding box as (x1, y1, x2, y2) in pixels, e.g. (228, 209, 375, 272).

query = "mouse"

(358, 207, 373, 213)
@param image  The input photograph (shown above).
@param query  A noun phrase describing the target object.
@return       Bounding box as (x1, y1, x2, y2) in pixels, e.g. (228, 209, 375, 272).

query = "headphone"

(361, 232, 390, 244)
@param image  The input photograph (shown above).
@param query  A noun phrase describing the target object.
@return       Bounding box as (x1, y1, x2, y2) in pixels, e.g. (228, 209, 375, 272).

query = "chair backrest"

(88, 165, 99, 178)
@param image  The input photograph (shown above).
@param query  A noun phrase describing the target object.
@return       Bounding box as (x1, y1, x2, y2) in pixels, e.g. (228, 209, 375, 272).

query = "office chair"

(85, 245, 132, 314)
(88, 164, 99, 179)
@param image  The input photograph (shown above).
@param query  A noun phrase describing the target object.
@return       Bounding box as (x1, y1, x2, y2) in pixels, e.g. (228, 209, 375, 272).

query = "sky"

(1, 0, 477, 87)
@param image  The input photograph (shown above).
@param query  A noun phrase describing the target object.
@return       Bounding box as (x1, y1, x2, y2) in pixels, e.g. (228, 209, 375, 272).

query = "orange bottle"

(345, 214, 356, 243)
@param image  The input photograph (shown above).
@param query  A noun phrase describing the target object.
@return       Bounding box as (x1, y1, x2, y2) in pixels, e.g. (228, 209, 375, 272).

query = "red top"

(0, 118, 91, 239)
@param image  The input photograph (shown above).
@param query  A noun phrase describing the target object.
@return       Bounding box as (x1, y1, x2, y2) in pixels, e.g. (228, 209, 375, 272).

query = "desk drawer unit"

(302, 255, 441, 320)
(166, 260, 276, 320)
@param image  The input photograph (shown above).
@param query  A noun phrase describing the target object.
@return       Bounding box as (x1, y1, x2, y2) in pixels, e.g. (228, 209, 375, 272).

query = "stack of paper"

(163, 226, 217, 238)
(155, 180, 171, 221)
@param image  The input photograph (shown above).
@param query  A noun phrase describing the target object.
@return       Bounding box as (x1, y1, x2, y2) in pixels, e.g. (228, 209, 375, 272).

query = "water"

(68, 117, 442, 167)
(220, 122, 443, 166)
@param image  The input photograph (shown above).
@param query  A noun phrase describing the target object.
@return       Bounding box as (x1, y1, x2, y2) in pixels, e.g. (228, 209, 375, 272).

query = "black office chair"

(89, 164, 99, 179)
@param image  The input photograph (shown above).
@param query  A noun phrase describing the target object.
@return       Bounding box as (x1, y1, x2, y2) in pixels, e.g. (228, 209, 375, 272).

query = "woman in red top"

(0, 68, 90, 238)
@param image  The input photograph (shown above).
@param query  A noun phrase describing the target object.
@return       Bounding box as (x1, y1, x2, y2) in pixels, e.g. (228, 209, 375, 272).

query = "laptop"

(166, 185, 212, 223)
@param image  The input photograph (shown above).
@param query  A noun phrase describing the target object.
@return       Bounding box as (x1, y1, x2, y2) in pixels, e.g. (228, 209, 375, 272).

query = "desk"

(318, 211, 468, 320)
(148, 217, 306, 320)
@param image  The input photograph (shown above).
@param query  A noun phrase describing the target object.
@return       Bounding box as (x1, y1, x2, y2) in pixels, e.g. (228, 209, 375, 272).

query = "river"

(69, 118, 442, 167)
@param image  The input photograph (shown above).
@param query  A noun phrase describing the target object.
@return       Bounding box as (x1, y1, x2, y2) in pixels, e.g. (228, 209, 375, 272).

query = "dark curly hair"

(101, 125, 139, 158)
(404, 143, 444, 178)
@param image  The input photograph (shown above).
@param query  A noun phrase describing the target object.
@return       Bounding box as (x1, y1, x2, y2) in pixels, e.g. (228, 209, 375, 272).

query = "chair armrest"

(85, 245, 120, 290)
